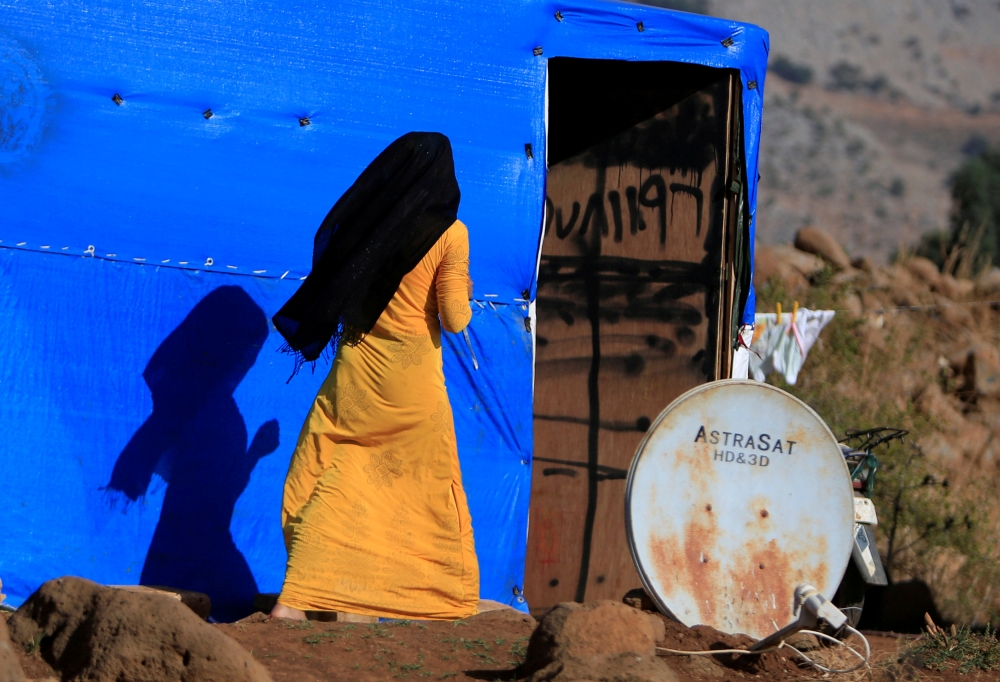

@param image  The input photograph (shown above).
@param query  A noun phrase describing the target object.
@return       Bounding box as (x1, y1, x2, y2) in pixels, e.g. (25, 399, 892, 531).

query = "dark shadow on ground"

(105, 285, 278, 621)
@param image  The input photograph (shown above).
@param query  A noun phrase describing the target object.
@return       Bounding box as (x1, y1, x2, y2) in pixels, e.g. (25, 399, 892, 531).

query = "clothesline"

(749, 299, 1000, 322)
(846, 300, 1000, 314)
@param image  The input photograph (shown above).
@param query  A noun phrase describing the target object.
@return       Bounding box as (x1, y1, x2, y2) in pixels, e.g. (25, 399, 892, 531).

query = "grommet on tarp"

(637, 21, 645, 32)
(721, 36, 735, 48)
(748, 80, 758, 90)
(522, 289, 530, 300)
(205, 257, 214, 266)
(111, 93, 124, 106)
(533, 46, 543, 56)
(84, 245, 95, 257)
(299, 116, 311, 127)
(512, 585, 525, 604)
(554, 10, 563, 21)
(524, 143, 533, 159)
(202, 109, 214, 119)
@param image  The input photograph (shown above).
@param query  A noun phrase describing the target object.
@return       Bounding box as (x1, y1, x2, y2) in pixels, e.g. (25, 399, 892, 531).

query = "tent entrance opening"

(526, 57, 742, 611)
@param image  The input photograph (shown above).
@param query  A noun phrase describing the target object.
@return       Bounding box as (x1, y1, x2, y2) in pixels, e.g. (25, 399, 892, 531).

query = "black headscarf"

(273, 132, 460, 364)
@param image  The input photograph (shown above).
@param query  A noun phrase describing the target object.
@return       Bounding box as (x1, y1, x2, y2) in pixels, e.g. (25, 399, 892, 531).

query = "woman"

(270, 132, 479, 620)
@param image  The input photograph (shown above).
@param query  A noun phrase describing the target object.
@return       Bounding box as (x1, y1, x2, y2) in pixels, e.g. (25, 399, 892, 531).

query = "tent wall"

(0, 0, 767, 618)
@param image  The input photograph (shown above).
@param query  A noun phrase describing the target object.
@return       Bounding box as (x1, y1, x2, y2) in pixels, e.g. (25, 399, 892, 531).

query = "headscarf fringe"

(278, 324, 367, 383)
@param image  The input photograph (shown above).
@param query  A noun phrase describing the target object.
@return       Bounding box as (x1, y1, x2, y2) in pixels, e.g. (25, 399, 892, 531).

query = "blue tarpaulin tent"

(0, 0, 767, 619)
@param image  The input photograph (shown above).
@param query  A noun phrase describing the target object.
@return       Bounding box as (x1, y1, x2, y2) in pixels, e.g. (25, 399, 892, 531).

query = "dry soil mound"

(7, 576, 271, 682)
(524, 601, 677, 681)
(0, 617, 26, 682)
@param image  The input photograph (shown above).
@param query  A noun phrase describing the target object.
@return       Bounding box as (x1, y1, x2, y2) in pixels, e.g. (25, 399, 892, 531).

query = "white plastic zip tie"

(462, 328, 479, 370)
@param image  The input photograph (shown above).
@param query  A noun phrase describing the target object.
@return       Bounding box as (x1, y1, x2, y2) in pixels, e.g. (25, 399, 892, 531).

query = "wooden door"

(526, 61, 739, 610)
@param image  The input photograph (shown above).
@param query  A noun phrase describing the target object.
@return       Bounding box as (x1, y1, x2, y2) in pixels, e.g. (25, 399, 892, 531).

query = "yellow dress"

(278, 220, 479, 620)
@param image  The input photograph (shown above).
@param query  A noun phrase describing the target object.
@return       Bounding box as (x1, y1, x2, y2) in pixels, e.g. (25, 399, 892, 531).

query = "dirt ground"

(8, 607, 997, 681)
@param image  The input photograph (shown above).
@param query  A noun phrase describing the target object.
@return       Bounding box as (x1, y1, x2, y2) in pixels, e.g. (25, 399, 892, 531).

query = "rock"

(915, 384, 965, 431)
(754, 245, 807, 292)
(771, 244, 826, 278)
(957, 421, 991, 461)
(939, 299, 973, 328)
(887, 263, 921, 289)
(975, 268, 1000, 296)
(842, 291, 863, 317)
(524, 601, 672, 682)
(903, 257, 942, 290)
(794, 226, 851, 270)
(107, 585, 211, 621)
(622, 588, 658, 613)
(0, 617, 27, 682)
(937, 274, 973, 300)
(831, 268, 862, 285)
(851, 256, 875, 273)
(889, 285, 919, 308)
(465, 605, 537, 629)
(950, 345, 1000, 400)
(7, 577, 271, 682)
(785, 632, 821, 652)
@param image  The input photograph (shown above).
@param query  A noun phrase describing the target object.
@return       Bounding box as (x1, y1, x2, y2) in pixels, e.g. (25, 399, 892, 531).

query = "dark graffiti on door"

(527, 76, 734, 608)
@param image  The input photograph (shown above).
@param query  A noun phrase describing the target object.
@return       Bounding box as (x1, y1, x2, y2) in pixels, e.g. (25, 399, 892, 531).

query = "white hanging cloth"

(749, 309, 835, 385)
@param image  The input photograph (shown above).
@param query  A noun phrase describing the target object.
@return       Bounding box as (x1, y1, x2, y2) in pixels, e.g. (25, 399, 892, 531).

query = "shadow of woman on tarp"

(104, 285, 279, 622)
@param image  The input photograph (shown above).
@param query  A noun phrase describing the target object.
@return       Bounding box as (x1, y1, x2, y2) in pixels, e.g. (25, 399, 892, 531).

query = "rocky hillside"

(640, 0, 1000, 261)
(756, 226, 1000, 625)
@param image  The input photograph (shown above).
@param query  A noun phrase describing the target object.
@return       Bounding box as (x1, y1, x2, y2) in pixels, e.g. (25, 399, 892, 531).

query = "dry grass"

(756, 269, 1000, 625)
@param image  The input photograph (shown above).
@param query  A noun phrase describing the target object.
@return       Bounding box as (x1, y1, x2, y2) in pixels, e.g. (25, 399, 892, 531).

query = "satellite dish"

(625, 380, 854, 640)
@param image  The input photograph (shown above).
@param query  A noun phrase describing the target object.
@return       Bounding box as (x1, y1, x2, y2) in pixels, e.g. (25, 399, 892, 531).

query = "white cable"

(655, 625, 870, 676)
(656, 645, 784, 656)
(794, 627, 870, 674)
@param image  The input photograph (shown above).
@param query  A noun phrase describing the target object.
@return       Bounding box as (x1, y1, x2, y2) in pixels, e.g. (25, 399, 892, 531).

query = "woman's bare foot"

(270, 602, 307, 620)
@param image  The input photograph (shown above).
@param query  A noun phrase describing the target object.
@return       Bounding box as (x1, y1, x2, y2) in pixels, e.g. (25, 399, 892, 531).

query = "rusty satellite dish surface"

(625, 380, 855, 640)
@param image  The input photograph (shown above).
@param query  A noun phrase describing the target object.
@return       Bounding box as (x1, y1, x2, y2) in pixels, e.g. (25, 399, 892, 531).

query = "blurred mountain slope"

(637, 0, 1000, 259)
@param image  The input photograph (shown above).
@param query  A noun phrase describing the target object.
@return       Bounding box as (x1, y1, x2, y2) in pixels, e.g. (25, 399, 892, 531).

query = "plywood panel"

(526, 73, 734, 610)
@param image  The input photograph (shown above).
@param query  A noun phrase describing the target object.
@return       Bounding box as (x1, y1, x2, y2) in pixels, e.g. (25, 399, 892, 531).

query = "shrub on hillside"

(770, 54, 813, 85)
(916, 146, 1000, 272)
